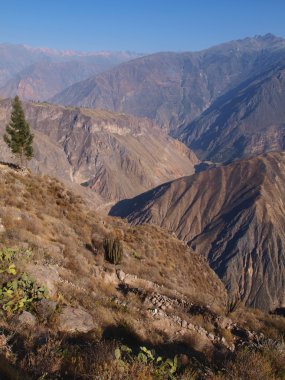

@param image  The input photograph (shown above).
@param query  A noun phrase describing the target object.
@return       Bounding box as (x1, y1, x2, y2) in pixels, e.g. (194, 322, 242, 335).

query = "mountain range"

(0, 43, 141, 100)
(51, 34, 285, 134)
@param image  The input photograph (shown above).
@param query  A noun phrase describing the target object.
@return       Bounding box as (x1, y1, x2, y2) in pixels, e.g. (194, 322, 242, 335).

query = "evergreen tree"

(3, 96, 34, 167)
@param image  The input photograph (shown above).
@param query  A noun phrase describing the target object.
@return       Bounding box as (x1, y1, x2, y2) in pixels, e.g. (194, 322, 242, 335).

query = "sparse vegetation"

(0, 164, 284, 379)
(0, 247, 48, 316)
(113, 345, 179, 379)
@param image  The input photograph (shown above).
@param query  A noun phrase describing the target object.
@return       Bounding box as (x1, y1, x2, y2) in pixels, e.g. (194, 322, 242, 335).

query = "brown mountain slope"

(175, 63, 285, 162)
(110, 152, 285, 311)
(0, 162, 226, 309)
(0, 99, 198, 204)
(52, 34, 285, 132)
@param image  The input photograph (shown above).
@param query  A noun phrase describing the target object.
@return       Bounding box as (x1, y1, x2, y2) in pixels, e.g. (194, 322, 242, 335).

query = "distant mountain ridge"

(51, 34, 285, 132)
(0, 43, 141, 99)
(110, 152, 285, 311)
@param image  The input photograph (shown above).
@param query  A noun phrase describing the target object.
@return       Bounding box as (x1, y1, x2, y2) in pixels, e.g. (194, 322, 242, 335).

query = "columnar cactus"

(103, 237, 123, 265)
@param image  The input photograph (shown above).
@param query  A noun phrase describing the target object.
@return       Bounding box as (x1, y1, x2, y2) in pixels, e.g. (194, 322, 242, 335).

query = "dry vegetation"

(0, 163, 284, 379)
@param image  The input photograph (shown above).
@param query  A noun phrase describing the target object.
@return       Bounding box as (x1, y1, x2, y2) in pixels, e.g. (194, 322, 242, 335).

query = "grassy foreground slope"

(0, 164, 284, 379)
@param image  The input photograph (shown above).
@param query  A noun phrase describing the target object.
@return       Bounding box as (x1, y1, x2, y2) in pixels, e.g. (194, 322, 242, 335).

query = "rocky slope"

(175, 63, 285, 162)
(52, 34, 285, 132)
(0, 99, 198, 205)
(1, 163, 285, 379)
(0, 43, 140, 99)
(110, 152, 285, 311)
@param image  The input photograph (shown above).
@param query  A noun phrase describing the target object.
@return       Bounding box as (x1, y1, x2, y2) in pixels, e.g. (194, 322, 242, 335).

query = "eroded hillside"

(110, 152, 285, 311)
(176, 64, 285, 162)
(0, 99, 198, 206)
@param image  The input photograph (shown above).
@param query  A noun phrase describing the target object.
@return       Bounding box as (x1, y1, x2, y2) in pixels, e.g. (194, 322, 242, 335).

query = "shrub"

(114, 344, 179, 379)
(0, 247, 48, 316)
(103, 237, 123, 265)
(0, 272, 48, 316)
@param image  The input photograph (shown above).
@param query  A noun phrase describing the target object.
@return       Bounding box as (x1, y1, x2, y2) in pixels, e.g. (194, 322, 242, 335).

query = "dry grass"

(231, 306, 285, 341)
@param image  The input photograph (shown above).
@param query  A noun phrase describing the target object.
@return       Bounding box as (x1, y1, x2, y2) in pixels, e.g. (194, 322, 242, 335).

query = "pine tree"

(3, 96, 34, 167)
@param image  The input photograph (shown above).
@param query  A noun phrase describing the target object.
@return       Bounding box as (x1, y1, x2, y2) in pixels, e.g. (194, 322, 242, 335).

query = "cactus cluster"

(103, 237, 123, 265)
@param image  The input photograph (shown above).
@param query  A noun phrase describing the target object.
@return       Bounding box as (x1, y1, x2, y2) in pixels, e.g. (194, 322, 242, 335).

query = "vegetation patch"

(0, 247, 48, 317)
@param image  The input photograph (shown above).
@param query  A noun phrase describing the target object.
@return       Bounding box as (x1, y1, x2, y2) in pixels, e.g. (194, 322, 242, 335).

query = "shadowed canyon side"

(176, 63, 285, 162)
(51, 34, 285, 131)
(0, 99, 198, 205)
(110, 152, 285, 311)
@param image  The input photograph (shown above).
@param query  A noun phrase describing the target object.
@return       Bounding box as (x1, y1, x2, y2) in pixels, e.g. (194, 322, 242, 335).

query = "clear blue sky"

(1, 0, 285, 53)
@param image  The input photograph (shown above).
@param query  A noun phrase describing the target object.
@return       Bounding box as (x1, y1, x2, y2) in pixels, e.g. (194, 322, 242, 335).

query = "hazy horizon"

(0, 32, 283, 55)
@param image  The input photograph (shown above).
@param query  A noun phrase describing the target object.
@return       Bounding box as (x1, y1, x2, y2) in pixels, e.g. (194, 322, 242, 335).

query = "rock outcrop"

(56, 307, 95, 333)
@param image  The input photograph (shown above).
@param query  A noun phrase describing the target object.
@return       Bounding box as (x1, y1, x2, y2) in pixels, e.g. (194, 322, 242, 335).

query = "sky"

(1, 0, 285, 53)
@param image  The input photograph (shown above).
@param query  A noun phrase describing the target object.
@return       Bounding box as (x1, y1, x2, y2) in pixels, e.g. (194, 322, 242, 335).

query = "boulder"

(116, 269, 126, 282)
(56, 306, 95, 333)
(25, 264, 59, 297)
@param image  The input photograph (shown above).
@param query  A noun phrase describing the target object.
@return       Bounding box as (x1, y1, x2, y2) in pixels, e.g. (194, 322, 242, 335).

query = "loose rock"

(56, 307, 95, 333)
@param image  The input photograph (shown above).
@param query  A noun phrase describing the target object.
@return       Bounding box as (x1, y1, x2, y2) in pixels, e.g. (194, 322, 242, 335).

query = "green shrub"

(0, 272, 48, 316)
(103, 238, 123, 265)
(114, 345, 179, 379)
(0, 247, 48, 316)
